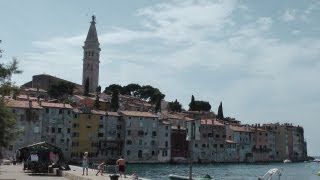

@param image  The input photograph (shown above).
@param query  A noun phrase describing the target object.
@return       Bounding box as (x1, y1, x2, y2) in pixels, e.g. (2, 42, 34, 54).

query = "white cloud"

(281, 9, 296, 22)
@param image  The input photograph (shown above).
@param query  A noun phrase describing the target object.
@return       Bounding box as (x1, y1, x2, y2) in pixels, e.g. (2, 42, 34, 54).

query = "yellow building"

(71, 108, 105, 163)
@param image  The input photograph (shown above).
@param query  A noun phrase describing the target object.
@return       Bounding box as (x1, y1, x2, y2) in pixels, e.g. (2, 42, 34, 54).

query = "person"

(95, 161, 105, 176)
(82, 152, 89, 176)
(116, 156, 126, 178)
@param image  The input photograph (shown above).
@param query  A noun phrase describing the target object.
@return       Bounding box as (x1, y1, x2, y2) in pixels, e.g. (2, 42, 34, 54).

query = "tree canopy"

(0, 58, 22, 148)
(47, 81, 75, 100)
(217, 101, 224, 120)
(104, 84, 165, 104)
(188, 95, 211, 111)
(110, 90, 119, 112)
(168, 99, 182, 112)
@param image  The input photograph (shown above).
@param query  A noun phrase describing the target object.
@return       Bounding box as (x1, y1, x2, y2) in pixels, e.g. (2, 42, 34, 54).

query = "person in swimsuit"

(82, 152, 89, 176)
(95, 161, 105, 176)
(116, 156, 126, 178)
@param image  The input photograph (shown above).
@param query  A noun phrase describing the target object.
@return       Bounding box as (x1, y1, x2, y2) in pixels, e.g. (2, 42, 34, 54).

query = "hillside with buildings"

(0, 16, 308, 164)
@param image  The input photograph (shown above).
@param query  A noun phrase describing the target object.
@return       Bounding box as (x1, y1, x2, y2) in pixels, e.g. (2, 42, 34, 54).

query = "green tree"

(110, 90, 119, 112)
(0, 59, 22, 148)
(84, 78, 89, 96)
(154, 94, 162, 113)
(94, 95, 100, 109)
(168, 99, 182, 112)
(122, 83, 141, 96)
(189, 95, 196, 111)
(104, 84, 122, 95)
(47, 81, 75, 100)
(217, 101, 224, 120)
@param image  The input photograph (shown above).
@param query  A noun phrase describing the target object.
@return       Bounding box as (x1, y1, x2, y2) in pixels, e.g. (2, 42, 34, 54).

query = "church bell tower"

(82, 15, 101, 93)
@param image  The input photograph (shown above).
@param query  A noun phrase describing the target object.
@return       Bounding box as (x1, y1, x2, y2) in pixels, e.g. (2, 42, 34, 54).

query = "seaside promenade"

(0, 164, 144, 180)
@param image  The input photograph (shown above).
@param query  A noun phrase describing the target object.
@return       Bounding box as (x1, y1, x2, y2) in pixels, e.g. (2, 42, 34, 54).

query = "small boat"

(258, 168, 281, 180)
(283, 159, 292, 163)
(313, 158, 320, 163)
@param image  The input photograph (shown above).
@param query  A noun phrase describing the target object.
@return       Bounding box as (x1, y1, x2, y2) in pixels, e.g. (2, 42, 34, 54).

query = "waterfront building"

(82, 15, 101, 93)
(225, 139, 237, 162)
(120, 111, 164, 163)
(170, 126, 188, 161)
(157, 120, 171, 162)
(70, 107, 100, 162)
(97, 111, 124, 162)
(4, 100, 43, 159)
(251, 125, 270, 162)
(41, 102, 73, 160)
(226, 125, 254, 162)
(192, 119, 226, 163)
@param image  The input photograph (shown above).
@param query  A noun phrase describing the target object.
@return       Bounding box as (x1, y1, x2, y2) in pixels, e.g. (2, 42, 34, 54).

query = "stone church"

(23, 16, 101, 94)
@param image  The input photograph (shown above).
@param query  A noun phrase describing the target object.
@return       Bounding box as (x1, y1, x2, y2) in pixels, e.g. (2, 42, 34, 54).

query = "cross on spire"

(91, 15, 96, 23)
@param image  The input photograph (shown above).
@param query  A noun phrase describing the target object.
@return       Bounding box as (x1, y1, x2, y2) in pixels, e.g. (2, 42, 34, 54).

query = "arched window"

(138, 150, 142, 158)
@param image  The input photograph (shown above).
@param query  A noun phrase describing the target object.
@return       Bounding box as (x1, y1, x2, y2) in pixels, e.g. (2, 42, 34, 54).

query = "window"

(51, 138, 55, 143)
(127, 150, 131, 156)
(51, 127, 55, 133)
(98, 133, 103, 137)
(60, 139, 64, 143)
(166, 126, 169, 130)
(215, 134, 220, 138)
(88, 115, 91, 119)
(213, 144, 217, 148)
(138, 130, 144, 136)
(87, 125, 91, 128)
(46, 108, 49, 113)
(165, 133, 168, 137)
(152, 151, 155, 156)
(12, 109, 16, 113)
(162, 150, 168, 157)
(152, 131, 157, 137)
(59, 109, 63, 114)
(139, 140, 142, 145)
(220, 144, 224, 148)
(151, 140, 155, 145)
(74, 114, 78, 118)
(117, 133, 120, 138)
(58, 128, 62, 133)
(99, 124, 104, 128)
(67, 110, 71, 115)
(202, 144, 206, 148)
(127, 130, 131, 136)
(195, 144, 198, 147)
(117, 125, 121, 130)
(126, 140, 132, 145)
(100, 116, 103, 120)
(165, 141, 168, 147)
(222, 135, 226, 138)
(8, 145, 13, 151)
(138, 150, 142, 158)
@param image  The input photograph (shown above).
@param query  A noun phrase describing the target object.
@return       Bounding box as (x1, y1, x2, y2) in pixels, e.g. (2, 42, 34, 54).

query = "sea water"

(126, 162, 320, 180)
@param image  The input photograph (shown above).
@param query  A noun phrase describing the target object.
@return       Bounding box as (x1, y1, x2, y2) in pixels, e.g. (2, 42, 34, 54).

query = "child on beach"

(95, 161, 105, 176)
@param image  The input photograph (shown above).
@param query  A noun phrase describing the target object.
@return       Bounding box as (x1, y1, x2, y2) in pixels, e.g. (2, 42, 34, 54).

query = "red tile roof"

(40, 102, 73, 109)
(201, 119, 224, 126)
(229, 125, 252, 132)
(6, 100, 42, 109)
(120, 111, 158, 118)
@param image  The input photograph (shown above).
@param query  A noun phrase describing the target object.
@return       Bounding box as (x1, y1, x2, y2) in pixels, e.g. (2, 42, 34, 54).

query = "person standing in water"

(82, 152, 89, 176)
(116, 156, 126, 178)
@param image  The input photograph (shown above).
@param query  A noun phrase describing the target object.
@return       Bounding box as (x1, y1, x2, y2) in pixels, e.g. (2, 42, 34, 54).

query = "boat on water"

(258, 168, 281, 180)
(283, 159, 292, 163)
(313, 158, 320, 163)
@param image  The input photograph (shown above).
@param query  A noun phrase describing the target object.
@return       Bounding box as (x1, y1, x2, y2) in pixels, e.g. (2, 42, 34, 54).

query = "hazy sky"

(1, 0, 319, 156)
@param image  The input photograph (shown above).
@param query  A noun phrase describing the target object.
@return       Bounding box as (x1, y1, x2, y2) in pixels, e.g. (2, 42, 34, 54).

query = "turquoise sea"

(126, 162, 320, 180)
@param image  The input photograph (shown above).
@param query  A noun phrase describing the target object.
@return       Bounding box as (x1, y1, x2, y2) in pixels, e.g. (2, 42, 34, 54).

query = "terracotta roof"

(229, 125, 252, 132)
(106, 111, 120, 117)
(120, 111, 158, 118)
(201, 119, 224, 126)
(91, 110, 107, 115)
(17, 95, 39, 101)
(41, 102, 73, 109)
(6, 100, 42, 109)
(161, 112, 194, 120)
(226, 140, 237, 144)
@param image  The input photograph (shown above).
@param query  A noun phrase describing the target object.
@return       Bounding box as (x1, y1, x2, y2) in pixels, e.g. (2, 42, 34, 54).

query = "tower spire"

(82, 15, 101, 94)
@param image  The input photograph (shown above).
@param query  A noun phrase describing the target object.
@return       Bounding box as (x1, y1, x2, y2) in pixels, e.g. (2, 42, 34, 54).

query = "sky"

(1, 0, 319, 156)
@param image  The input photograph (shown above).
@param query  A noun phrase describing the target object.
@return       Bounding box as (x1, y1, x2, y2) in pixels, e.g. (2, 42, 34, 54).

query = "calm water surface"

(126, 162, 320, 180)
